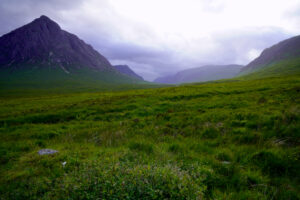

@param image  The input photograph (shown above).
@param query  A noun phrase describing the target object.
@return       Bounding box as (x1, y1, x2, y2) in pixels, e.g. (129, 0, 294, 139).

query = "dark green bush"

(168, 144, 182, 153)
(216, 151, 232, 161)
(201, 128, 219, 139)
(251, 151, 287, 176)
(234, 133, 260, 144)
(0, 148, 9, 164)
(35, 140, 46, 147)
(129, 142, 154, 154)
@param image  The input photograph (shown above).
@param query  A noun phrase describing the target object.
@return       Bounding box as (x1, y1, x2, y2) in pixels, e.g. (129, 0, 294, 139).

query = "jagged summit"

(39, 15, 53, 21)
(0, 15, 113, 71)
(34, 15, 58, 23)
(29, 15, 62, 32)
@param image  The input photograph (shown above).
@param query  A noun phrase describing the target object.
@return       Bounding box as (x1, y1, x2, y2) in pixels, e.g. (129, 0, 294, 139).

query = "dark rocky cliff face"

(114, 65, 144, 80)
(242, 35, 300, 72)
(0, 15, 113, 71)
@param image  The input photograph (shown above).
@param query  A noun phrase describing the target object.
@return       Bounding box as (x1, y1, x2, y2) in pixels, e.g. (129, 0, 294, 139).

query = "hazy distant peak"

(155, 64, 243, 84)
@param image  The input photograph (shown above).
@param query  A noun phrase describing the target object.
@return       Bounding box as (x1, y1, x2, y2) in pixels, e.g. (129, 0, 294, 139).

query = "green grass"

(0, 73, 300, 199)
(0, 65, 164, 96)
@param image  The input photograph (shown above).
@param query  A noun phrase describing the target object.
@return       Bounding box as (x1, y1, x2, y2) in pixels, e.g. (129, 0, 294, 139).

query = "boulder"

(38, 149, 58, 155)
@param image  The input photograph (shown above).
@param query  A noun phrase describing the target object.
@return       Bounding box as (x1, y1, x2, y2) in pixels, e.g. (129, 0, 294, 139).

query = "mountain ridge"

(114, 65, 144, 80)
(155, 64, 243, 84)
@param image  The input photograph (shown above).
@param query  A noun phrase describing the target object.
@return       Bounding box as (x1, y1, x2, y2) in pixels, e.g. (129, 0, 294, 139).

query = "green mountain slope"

(239, 57, 300, 80)
(241, 35, 300, 75)
(0, 65, 160, 96)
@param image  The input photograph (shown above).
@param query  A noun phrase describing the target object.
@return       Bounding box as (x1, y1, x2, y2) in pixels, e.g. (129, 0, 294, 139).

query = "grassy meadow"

(0, 74, 300, 199)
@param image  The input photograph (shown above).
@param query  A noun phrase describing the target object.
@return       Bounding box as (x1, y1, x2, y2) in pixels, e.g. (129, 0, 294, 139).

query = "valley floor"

(0, 75, 300, 199)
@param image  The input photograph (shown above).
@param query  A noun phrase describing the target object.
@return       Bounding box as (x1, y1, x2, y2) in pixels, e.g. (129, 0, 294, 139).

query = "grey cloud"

(201, 0, 226, 12)
(92, 40, 182, 80)
(210, 27, 292, 65)
(135, 27, 291, 80)
(284, 3, 300, 29)
(0, 0, 83, 35)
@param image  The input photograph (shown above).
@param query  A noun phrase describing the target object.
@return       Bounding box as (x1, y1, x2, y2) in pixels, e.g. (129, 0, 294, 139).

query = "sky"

(0, 0, 300, 80)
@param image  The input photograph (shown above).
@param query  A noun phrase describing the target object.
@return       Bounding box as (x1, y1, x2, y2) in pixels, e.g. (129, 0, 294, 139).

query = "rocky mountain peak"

(0, 15, 113, 71)
(30, 15, 61, 33)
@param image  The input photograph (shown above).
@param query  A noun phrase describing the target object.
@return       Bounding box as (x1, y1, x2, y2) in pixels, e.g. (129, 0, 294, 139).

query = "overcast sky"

(1, 0, 300, 80)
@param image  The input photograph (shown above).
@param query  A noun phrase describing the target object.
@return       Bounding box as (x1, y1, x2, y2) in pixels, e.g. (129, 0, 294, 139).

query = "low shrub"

(52, 163, 205, 199)
(129, 142, 154, 154)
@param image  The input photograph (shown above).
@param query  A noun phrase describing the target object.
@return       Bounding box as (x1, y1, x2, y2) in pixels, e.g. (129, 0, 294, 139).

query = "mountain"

(114, 65, 144, 80)
(0, 15, 144, 90)
(241, 35, 300, 74)
(154, 64, 243, 84)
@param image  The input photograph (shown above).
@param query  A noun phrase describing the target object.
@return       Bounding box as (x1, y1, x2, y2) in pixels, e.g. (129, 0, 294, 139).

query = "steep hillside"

(114, 65, 144, 80)
(239, 57, 300, 80)
(241, 35, 300, 74)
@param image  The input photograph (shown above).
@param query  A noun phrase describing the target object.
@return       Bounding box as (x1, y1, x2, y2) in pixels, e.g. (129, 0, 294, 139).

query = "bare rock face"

(0, 15, 113, 71)
(241, 35, 300, 72)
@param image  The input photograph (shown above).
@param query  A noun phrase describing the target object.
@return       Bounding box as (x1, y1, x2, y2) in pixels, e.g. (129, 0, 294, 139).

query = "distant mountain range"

(113, 65, 144, 80)
(0, 15, 144, 89)
(155, 35, 300, 84)
(154, 64, 243, 84)
(0, 15, 299, 88)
